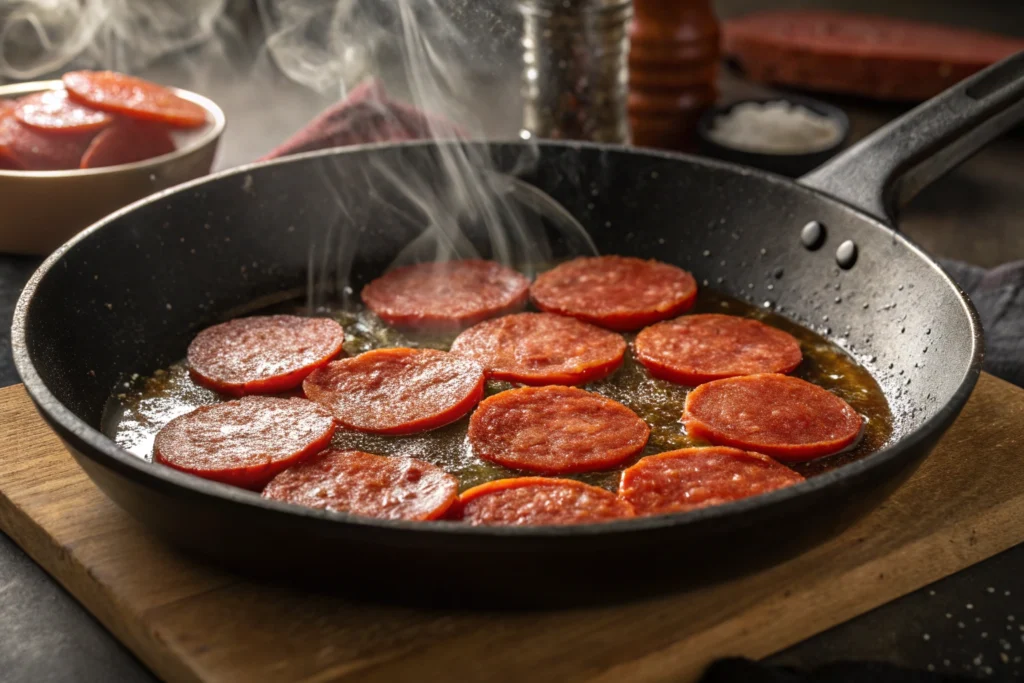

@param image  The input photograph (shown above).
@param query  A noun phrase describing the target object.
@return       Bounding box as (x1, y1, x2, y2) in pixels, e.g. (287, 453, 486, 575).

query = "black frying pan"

(12, 55, 1024, 607)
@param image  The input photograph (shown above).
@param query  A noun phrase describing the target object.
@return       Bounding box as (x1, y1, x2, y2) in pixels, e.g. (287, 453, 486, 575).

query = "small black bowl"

(696, 96, 850, 178)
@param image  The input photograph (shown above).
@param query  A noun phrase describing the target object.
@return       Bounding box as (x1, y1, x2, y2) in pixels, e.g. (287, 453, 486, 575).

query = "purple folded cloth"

(262, 85, 1024, 390)
(938, 258, 1024, 387)
(261, 78, 462, 160)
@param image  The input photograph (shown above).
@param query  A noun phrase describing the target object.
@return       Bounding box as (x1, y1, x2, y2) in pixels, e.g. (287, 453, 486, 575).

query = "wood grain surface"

(1, 375, 1023, 683)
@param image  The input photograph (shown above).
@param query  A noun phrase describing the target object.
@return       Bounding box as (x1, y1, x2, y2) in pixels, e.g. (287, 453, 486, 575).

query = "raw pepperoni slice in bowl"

(153, 396, 337, 491)
(0, 113, 94, 171)
(303, 347, 485, 435)
(62, 71, 208, 128)
(187, 315, 345, 396)
(0, 101, 20, 169)
(620, 447, 805, 516)
(634, 313, 802, 385)
(529, 255, 697, 331)
(360, 259, 530, 330)
(13, 89, 113, 134)
(450, 312, 626, 385)
(468, 385, 650, 474)
(263, 450, 458, 521)
(452, 477, 635, 526)
(80, 119, 176, 169)
(683, 373, 864, 461)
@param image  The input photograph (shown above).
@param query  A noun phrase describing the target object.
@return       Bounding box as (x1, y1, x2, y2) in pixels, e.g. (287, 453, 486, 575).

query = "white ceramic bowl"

(0, 79, 226, 255)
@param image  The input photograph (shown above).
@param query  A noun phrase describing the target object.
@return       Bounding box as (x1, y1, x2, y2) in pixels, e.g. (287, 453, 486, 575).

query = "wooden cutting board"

(2, 375, 1024, 683)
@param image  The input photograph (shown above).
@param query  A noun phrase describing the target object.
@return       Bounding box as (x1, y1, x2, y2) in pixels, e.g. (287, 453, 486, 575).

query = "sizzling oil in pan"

(103, 288, 893, 491)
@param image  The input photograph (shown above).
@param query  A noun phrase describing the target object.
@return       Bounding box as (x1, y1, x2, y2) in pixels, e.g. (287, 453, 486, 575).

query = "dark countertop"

(3, 4, 1024, 682)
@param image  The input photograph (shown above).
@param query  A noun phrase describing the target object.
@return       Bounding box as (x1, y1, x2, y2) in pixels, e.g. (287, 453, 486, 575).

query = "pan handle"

(798, 51, 1024, 226)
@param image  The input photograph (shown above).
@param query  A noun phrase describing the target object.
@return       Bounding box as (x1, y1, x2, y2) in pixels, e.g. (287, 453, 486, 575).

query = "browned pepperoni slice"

(361, 259, 529, 330)
(188, 315, 345, 397)
(263, 449, 458, 521)
(450, 312, 626, 386)
(530, 256, 697, 331)
(80, 119, 176, 168)
(453, 477, 634, 526)
(154, 396, 336, 490)
(468, 386, 650, 474)
(0, 113, 94, 171)
(303, 348, 485, 435)
(14, 89, 113, 134)
(683, 373, 863, 461)
(634, 314, 802, 385)
(619, 446, 805, 516)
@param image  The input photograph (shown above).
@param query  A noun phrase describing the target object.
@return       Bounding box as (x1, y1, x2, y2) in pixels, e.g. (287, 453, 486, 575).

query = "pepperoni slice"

(683, 373, 863, 461)
(303, 348, 485, 435)
(450, 312, 626, 386)
(62, 71, 208, 128)
(80, 119, 176, 168)
(634, 314, 803, 386)
(188, 315, 345, 397)
(453, 477, 634, 526)
(153, 396, 336, 490)
(0, 101, 20, 170)
(530, 256, 697, 331)
(361, 259, 530, 330)
(0, 113, 94, 170)
(620, 447, 805, 516)
(468, 386, 650, 474)
(14, 89, 113, 134)
(263, 449, 458, 521)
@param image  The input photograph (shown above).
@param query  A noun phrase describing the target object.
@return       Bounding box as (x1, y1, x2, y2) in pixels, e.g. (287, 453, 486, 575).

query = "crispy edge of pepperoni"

(360, 259, 531, 331)
(449, 477, 635, 525)
(633, 314, 803, 386)
(262, 449, 459, 521)
(153, 398, 337, 491)
(187, 316, 346, 397)
(63, 70, 208, 129)
(467, 386, 650, 474)
(529, 256, 698, 331)
(303, 348, 486, 435)
(618, 446, 805, 516)
(449, 313, 627, 386)
(682, 374, 864, 461)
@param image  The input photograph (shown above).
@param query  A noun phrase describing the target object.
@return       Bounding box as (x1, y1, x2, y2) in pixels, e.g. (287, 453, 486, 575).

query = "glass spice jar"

(518, 0, 632, 144)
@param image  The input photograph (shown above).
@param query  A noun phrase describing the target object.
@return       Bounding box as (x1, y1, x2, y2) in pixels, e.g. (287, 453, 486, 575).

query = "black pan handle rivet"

(801, 221, 826, 250)
(836, 240, 858, 269)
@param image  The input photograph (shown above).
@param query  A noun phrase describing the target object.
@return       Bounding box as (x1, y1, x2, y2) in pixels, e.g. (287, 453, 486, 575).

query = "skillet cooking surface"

(105, 288, 893, 487)
(13, 141, 981, 603)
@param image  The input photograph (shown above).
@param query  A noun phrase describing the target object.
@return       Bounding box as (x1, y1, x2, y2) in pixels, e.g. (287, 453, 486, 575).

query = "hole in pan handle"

(798, 50, 1024, 227)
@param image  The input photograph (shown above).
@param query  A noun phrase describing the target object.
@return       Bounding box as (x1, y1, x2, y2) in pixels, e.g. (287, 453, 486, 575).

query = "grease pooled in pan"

(103, 287, 892, 492)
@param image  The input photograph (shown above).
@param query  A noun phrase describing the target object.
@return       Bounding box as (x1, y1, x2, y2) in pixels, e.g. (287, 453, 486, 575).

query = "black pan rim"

(10, 139, 985, 540)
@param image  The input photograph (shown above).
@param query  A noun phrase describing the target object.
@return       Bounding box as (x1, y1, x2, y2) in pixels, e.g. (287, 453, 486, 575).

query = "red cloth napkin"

(261, 78, 462, 161)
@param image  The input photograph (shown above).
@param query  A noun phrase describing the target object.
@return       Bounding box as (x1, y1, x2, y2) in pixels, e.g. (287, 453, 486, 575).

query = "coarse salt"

(709, 100, 842, 154)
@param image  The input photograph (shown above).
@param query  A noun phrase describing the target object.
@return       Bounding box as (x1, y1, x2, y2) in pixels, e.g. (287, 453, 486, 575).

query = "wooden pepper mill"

(628, 0, 720, 151)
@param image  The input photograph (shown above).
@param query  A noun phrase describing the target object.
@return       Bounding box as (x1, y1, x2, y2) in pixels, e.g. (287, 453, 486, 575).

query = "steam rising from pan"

(0, 0, 596, 313)
(269, 0, 597, 311)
